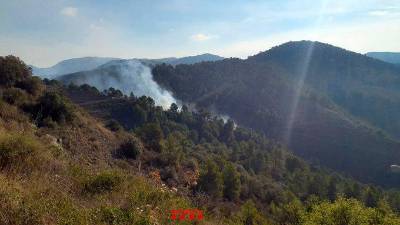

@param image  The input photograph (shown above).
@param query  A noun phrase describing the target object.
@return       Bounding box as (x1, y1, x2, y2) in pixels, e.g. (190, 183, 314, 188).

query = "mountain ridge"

(31, 53, 224, 79)
(366, 52, 400, 65)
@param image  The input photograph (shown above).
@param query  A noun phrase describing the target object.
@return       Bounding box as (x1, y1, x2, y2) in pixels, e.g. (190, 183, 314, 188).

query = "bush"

(83, 171, 122, 194)
(16, 76, 44, 96)
(96, 207, 132, 225)
(106, 119, 123, 132)
(117, 138, 143, 159)
(1, 87, 29, 105)
(29, 91, 74, 126)
(0, 133, 45, 173)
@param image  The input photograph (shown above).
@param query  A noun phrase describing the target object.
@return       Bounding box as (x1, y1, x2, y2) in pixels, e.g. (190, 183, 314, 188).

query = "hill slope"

(249, 41, 400, 139)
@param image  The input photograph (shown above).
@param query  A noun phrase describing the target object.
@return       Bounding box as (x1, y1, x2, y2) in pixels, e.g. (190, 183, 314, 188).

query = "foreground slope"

(152, 42, 400, 187)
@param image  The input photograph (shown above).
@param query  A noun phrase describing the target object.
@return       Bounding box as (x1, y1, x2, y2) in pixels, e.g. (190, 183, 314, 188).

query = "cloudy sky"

(1, 0, 399, 67)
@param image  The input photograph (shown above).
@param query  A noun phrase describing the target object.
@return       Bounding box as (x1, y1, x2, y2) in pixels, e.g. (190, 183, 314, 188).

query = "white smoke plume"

(61, 60, 177, 108)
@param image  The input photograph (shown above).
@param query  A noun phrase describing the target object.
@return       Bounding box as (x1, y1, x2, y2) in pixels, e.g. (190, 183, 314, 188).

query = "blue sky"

(1, 0, 399, 67)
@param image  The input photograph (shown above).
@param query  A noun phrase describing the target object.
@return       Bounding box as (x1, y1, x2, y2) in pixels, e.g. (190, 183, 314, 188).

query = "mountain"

(140, 53, 224, 66)
(32, 54, 224, 79)
(31, 56, 119, 78)
(160, 53, 224, 65)
(249, 41, 400, 139)
(152, 41, 400, 187)
(366, 52, 400, 65)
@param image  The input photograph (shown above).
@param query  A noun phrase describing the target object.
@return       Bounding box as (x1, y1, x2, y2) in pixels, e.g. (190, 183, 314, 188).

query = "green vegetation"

(117, 138, 143, 159)
(83, 171, 122, 194)
(197, 160, 223, 199)
(29, 91, 74, 126)
(0, 132, 48, 173)
(63, 81, 400, 224)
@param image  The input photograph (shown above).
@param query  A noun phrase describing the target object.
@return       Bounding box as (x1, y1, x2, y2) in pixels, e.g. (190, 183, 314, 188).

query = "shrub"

(0, 100, 28, 122)
(117, 138, 143, 159)
(83, 171, 122, 194)
(0, 133, 45, 173)
(106, 119, 123, 132)
(28, 91, 74, 126)
(96, 207, 132, 225)
(1, 87, 29, 106)
(16, 76, 44, 96)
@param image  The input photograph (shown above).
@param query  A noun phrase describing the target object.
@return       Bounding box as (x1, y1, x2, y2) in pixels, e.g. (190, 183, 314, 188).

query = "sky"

(1, 0, 400, 67)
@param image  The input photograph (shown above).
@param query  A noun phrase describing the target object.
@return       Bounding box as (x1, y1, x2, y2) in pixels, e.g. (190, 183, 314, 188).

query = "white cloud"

(369, 10, 390, 16)
(216, 18, 400, 58)
(190, 33, 215, 42)
(61, 7, 78, 17)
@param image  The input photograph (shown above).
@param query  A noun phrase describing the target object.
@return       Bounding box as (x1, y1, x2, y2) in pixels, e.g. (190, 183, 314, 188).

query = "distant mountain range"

(31, 53, 224, 78)
(140, 53, 224, 66)
(31, 57, 120, 79)
(366, 52, 400, 65)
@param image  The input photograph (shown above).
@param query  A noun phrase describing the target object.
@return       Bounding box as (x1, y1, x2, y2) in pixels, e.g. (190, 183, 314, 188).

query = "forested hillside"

(152, 41, 400, 188)
(3, 55, 400, 224)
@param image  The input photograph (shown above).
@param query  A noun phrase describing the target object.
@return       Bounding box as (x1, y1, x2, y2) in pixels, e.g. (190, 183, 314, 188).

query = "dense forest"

(152, 41, 400, 188)
(2, 55, 400, 224)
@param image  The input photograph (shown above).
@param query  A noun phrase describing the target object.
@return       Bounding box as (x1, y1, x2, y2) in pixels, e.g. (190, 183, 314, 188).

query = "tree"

(327, 178, 338, 201)
(137, 123, 164, 152)
(286, 157, 304, 173)
(240, 200, 269, 225)
(197, 160, 223, 199)
(223, 163, 241, 201)
(277, 200, 304, 225)
(169, 103, 178, 113)
(0, 55, 31, 87)
(302, 197, 400, 225)
(364, 186, 380, 208)
(104, 87, 123, 98)
(221, 119, 235, 143)
(117, 138, 143, 159)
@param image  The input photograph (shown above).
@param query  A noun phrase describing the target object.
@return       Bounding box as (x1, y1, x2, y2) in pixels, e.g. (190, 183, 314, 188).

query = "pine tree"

(223, 163, 241, 201)
(197, 160, 223, 198)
